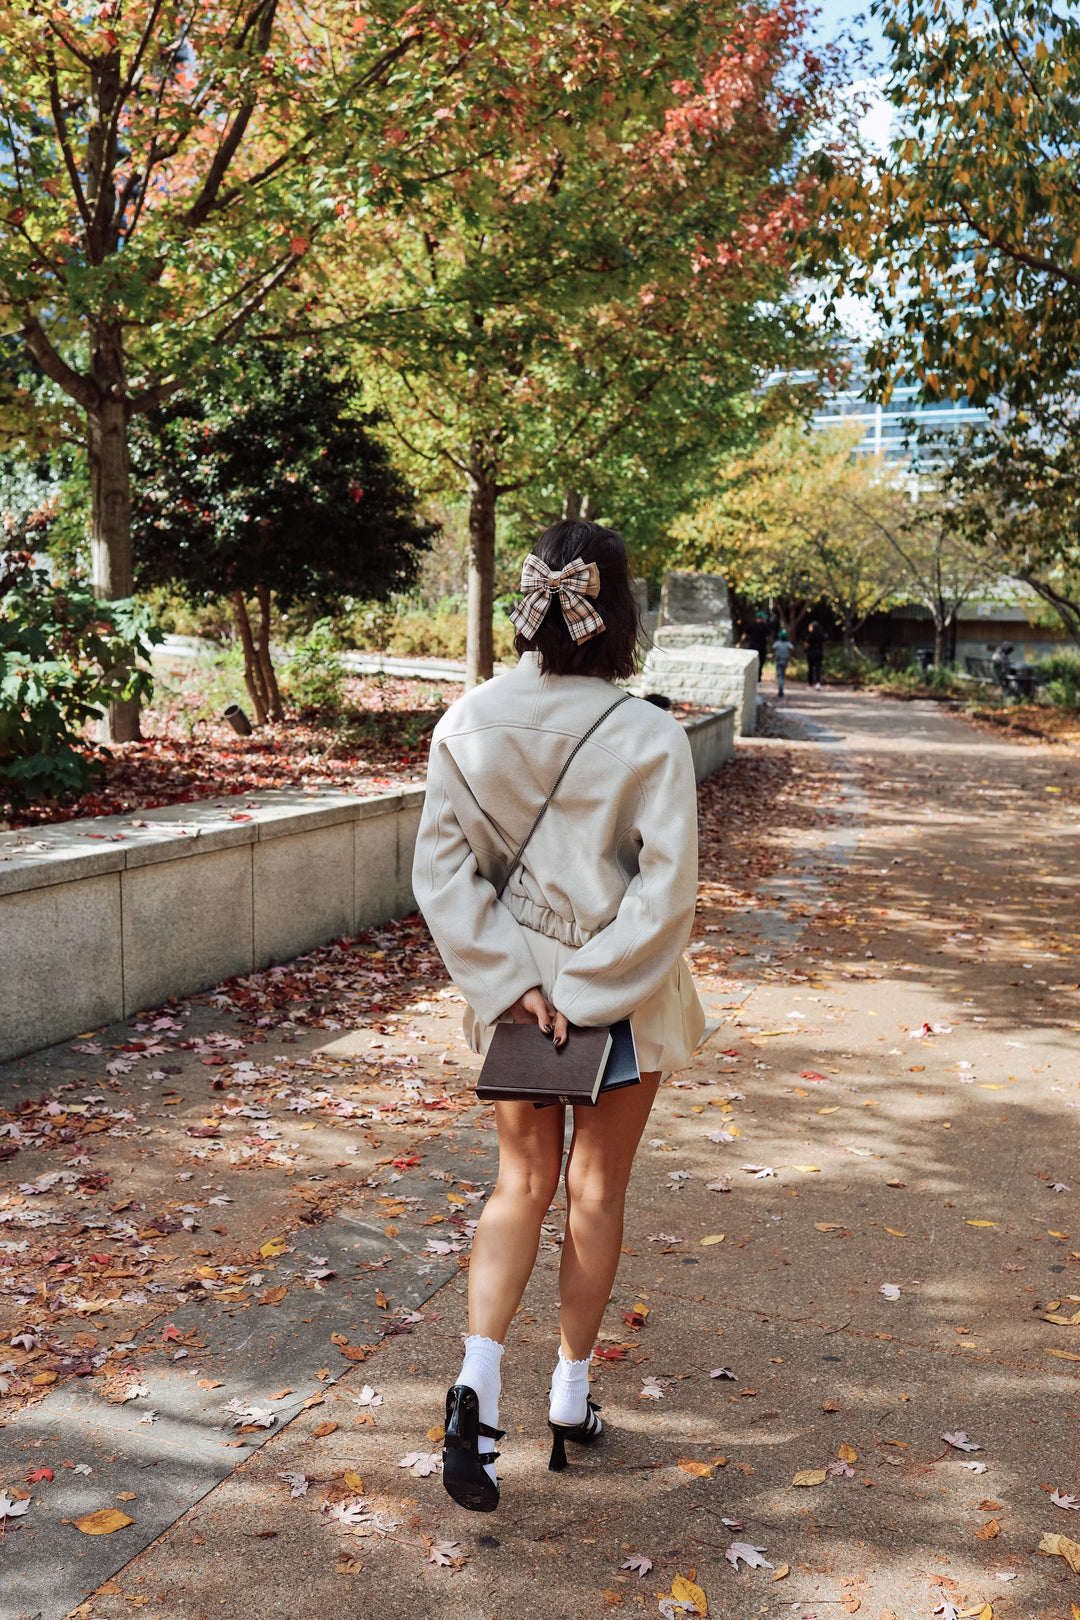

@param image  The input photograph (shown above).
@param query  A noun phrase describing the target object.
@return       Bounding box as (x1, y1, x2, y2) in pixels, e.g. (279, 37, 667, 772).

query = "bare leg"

(467, 1098, 565, 1343)
(558, 1073, 661, 1360)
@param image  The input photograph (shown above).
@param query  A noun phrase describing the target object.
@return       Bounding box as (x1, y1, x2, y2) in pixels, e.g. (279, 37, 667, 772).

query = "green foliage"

(280, 620, 348, 717)
(0, 553, 161, 807)
(130, 350, 437, 611)
(1038, 653, 1080, 710)
(346, 600, 517, 663)
(829, 0, 1080, 409)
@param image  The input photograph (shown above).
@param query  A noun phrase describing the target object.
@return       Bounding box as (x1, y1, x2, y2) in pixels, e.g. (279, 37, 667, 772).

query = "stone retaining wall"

(0, 708, 734, 1062)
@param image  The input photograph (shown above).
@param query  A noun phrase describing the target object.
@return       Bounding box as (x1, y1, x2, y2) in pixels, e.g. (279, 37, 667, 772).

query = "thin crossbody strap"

(495, 693, 633, 901)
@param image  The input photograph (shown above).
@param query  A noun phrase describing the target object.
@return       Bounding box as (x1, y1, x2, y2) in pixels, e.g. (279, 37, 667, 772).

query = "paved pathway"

(2, 689, 1079, 1620)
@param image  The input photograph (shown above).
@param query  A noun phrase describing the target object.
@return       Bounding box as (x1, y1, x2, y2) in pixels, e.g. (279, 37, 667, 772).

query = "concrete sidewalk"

(1, 688, 1078, 1620)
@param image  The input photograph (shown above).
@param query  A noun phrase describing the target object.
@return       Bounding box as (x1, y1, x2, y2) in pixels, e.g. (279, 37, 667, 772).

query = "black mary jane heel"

(548, 1397, 602, 1472)
(442, 1383, 505, 1512)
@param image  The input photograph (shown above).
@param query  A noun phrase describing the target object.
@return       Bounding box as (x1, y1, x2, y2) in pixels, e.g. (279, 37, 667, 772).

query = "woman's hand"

(506, 987, 569, 1047)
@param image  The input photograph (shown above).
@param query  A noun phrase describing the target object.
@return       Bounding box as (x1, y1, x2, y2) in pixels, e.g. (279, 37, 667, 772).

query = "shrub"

(1036, 652, 1080, 709)
(280, 619, 347, 716)
(0, 552, 160, 808)
(346, 599, 517, 662)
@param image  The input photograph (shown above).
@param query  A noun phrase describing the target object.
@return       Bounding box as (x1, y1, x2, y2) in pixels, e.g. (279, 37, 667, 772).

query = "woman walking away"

(773, 629, 792, 698)
(805, 620, 825, 689)
(413, 520, 704, 1512)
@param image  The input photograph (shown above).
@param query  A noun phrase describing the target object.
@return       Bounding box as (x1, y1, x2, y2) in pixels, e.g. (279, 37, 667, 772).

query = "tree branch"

(21, 315, 99, 411)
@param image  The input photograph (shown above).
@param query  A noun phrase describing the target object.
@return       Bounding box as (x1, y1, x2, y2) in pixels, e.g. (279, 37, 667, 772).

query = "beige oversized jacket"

(412, 652, 699, 1028)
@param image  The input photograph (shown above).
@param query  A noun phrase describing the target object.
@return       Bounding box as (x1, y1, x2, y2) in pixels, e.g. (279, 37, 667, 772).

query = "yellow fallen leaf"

(446, 1192, 466, 1206)
(1046, 1348, 1080, 1361)
(792, 1469, 827, 1487)
(426, 1425, 445, 1443)
(74, 1509, 134, 1535)
(259, 1237, 287, 1259)
(1049, 1231, 1071, 1240)
(817, 1106, 840, 1114)
(31, 1371, 57, 1385)
(977, 1084, 1004, 1090)
(815, 1223, 844, 1232)
(965, 1220, 998, 1228)
(793, 1166, 821, 1173)
(957, 1608, 992, 1620)
(1039, 1530, 1080, 1574)
(1071, 1604, 1080, 1620)
(633, 1302, 650, 1318)
(699, 1234, 725, 1246)
(773, 1564, 790, 1580)
(677, 1459, 713, 1478)
(343, 1471, 365, 1493)
(671, 1574, 708, 1616)
(838, 1443, 857, 1464)
(1044, 1310, 1080, 1326)
(726, 1125, 741, 1137)
(885, 1229, 907, 1237)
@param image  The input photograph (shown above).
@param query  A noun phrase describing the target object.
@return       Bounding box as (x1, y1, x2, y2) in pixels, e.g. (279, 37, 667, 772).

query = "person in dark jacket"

(805, 621, 826, 688)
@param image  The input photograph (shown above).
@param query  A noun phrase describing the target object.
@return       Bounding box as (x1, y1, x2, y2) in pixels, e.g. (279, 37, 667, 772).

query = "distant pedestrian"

(805, 620, 825, 689)
(991, 642, 1015, 692)
(744, 612, 770, 668)
(773, 628, 792, 697)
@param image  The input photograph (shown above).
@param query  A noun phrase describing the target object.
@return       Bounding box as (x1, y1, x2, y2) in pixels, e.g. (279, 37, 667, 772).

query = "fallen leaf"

(822, 1400, 841, 1412)
(725, 1541, 772, 1570)
(426, 1537, 466, 1567)
(885, 1229, 907, 1237)
(198, 1379, 223, 1390)
(74, 1509, 134, 1535)
(398, 1452, 440, 1477)
(1052, 1489, 1080, 1511)
(671, 1573, 708, 1616)
(975, 1518, 1000, 1540)
(32, 1370, 58, 1385)
(1046, 1348, 1080, 1361)
(259, 1237, 287, 1259)
(115, 1491, 136, 1502)
(259, 1285, 287, 1307)
(941, 1431, 981, 1451)
(27, 1468, 53, 1484)
(965, 1220, 998, 1228)
(773, 1564, 790, 1580)
(0, 1495, 31, 1519)
(312, 1421, 338, 1438)
(792, 1469, 827, 1487)
(621, 1554, 654, 1577)
(677, 1459, 713, 1478)
(375, 1290, 388, 1310)
(838, 1443, 857, 1464)
(1039, 1531, 1080, 1574)
(977, 1499, 1004, 1511)
(343, 1471, 365, 1493)
(815, 1223, 845, 1232)
(699, 1234, 725, 1247)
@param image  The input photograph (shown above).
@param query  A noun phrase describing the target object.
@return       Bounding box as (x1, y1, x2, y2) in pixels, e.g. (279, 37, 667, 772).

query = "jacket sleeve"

(411, 734, 543, 1025)
(551, 728, 699, 1027)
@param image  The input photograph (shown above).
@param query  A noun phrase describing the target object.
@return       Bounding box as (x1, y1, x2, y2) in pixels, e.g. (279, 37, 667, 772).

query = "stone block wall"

(640, 644, 759, 736)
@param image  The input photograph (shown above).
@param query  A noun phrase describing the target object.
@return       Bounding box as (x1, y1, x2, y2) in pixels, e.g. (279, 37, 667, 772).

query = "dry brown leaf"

(342, 1471, 364, 1493)
(671, 1574, 708, 1616)
(32, 1371, 57, 1386)
(838, 1443, 858, 1464)
(792, 1469, 827, 1487)
(312, 1421, 338, 1438)
(772, 1564, 790, 1581)
(602, 1592, 624, 1608)
(1046, 1348, 1080, 1361)
(426, 1426, 445, 1443)
(375, 1290, 389, 1310)
(822, 1400, 841, 1413)
(74, 1509, 134, 1535)
(339, 1345, 367, 1363)
(259, 1285, 287, 1307)
(115, 1492, 136, 1502)
(269, 1388, 293, 1400)
(198, 1379, 223, 1390)
(975, 1519, 1000, 1541)
(383, 1225, 399, 1238)
(699, 1234, 725, 1247)
(1039, 1531, 1080, 1573)
(978, 1499, 1004, 1511)
(96, 1581, 123, 1595)
(677, 1459, 713, 1478)
(330, 1332, 348, 1347)
(815, 1222, 844, 1232)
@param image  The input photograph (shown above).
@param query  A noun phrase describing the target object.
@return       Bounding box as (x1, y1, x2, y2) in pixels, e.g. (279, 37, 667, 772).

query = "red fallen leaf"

(186, 1125, 219, 1137)
(161, 1325, 182, 1341)
(593, 1345, 629, 1361)
(392, 1154, 422, 1169)
(623, 1310, 648, 1329)
(721, 1049, 740, 1057)
(200, 1057, 227, 1068)
(801, 1071, 827, 1080)
(27, 1468, 53, 1483)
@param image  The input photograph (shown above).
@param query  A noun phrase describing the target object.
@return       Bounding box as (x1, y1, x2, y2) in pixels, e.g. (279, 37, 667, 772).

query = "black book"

(475, 1019, 639, 1106)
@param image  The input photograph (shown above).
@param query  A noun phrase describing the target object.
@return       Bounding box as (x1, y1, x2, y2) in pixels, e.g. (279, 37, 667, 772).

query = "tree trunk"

(232, 591, 269, 727)
(842, 609, 857, 661)
(466, 453, 497, 687)
(87, 318, 141, 742)
(933, 618, 946, 668)
(255, 584, 284, 721)
(562, 490, 591, 521)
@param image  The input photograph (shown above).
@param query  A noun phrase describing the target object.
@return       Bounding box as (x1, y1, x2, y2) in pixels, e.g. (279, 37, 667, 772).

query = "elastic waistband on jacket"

(501, 892, 600, 949)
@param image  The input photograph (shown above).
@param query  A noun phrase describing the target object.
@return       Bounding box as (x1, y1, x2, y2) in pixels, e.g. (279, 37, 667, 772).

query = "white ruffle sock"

(549, 1350, 600, 1430)
(456, 1334, 505, 1485)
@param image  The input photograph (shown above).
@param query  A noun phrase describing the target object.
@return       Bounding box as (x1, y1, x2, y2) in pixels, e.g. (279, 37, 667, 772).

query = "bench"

(964, 655, 1046, 700)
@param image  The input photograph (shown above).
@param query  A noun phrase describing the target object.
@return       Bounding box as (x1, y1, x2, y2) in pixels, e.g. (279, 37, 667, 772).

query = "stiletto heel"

(442, 1384, 505, 1512)
(547, 1398, 602, 1472)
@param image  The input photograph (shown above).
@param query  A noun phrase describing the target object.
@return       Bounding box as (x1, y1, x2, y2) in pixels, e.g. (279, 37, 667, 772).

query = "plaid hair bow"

(508, 553, 606, 645)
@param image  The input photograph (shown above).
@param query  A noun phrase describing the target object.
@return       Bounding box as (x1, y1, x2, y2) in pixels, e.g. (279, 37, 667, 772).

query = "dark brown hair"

(512, 520, 640, 681)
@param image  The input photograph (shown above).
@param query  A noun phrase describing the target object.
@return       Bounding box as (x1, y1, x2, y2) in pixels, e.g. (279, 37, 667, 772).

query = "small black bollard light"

(222, 704, 253, 736)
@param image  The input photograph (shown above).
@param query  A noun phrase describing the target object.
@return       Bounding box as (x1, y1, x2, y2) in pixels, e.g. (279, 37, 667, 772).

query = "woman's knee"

(494, 1160, 561, 1212)
(564, 1161, 630, 1219)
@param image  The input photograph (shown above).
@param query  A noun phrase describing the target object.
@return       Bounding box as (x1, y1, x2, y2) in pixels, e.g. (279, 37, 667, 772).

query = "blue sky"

(810, 0, 890, 68)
